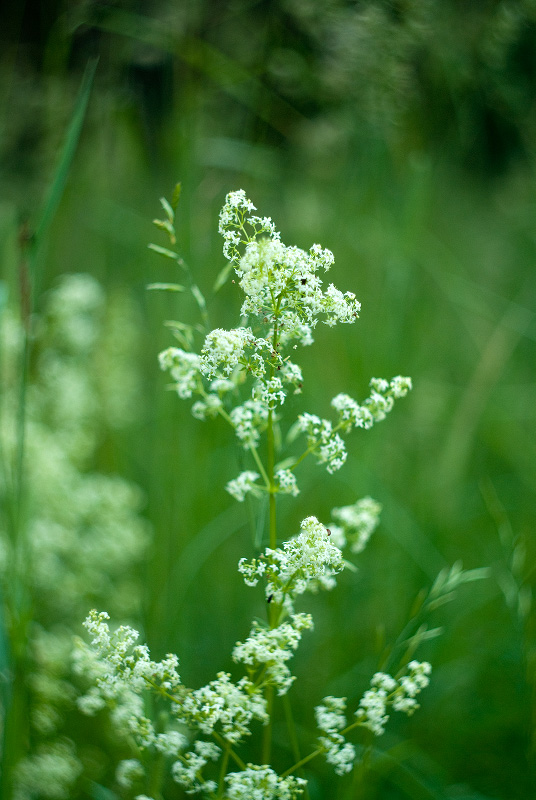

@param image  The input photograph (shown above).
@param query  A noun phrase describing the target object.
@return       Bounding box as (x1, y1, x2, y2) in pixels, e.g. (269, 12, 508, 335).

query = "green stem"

(261, 315, 281, 765)
(262, 684, 274, 764)
(266, 313, 280, 552)
(288, 421, 345, 473)
(280, 747, 322, 778)
(267, 408, 277, 551)
(281, 719, 368, 778)
(211, 732, 247, 771)
(249, 443, 270, 488)
(147, 750, 165, 799)
(217, 742, 231, 797)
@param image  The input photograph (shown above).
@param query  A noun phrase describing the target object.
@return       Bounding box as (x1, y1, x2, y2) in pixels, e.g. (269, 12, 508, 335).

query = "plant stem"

(267, 408, 277, 551)
(280, 747, 322, 778)
(281, 719, 368, 778)
(249, 443, 270, 488)
(211, 732, 246, 771)
(262, 684, 275, 764)
(261, 315, 281, 765)
(217, 742, 231, 797)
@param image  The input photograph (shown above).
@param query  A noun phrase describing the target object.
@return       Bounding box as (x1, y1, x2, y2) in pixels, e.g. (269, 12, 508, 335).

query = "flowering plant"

(75, 189, 481, 799)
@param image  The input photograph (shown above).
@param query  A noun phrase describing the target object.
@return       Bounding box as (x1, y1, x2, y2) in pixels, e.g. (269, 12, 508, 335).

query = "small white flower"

(225, 764, 306, 800)
(116, 758, 144, 788)
(226, 471, 261, 502)
(159, 347, 201, 398)
(200, 327, 252, 379)
(233, 614, 313, 695)
(330, 497, 382, 554)
(275, 469, 299, 496)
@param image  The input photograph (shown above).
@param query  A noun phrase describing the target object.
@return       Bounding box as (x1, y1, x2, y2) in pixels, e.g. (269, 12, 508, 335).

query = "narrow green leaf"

(427, 592, 457, 612)
(417, 626, 444, 642)
(147, 283, 185, 292)
(34, 57, 98, 247)
(164, 320, 192, 333)
(460, 567, 490, 584)
(518, 585, 532, 619)
(213, 261, 233, 293)
(164, 320, 194, 348)
(148, 243, 180, 260)
(171, 182, 182, 209)
(152, 218, 174, 234)
(160, 196, 174, 222)
(191, 284, 206, 311)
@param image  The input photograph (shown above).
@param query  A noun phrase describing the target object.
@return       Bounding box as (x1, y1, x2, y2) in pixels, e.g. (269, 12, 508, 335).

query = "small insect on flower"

(267, 594, 274, 603)
(326, 529, 331, 536)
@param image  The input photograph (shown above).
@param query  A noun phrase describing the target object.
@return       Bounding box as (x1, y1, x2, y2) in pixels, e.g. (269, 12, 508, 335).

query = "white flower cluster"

(13, 741, 83, 800)
(275, 468, 299, 496)
(159, 347, 201, 399)
(232, 613, 313, 695)
(75, 610, 268, 765)
(238, 516, 345, 608)
(200, 327, 271, 379)
(314, 662, 432, 775)
(225, 764, 306, 800)
(297, 413, 347, 473)
(315, 696, 356, 775)
(171, 740, 220, 795)
(116, 758, 144, 788)
(355, 661, 432, 736)
(181, 672, 268, 744)
(230, 399, 269, 448)
(74, 611, 181, 747)
(218, 189, 278, 262)
(158, 191, 367, 476)
(217, 188, 359, 341)
(329, 496, 382, 554)
(0, 274, 150, 800)
(226, 471, 261, 502)
(298, 377, 412, 474)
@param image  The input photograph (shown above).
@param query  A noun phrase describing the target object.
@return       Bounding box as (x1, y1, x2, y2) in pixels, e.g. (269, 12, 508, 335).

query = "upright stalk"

(267, 408, 277, 551)
(262, 314, 281, 763)
(266, 312, 280, 552)
(263, 403, 276, 764)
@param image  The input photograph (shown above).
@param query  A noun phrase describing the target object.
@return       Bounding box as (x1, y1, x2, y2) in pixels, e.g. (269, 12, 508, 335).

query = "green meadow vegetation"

(1, 1, 535, 798)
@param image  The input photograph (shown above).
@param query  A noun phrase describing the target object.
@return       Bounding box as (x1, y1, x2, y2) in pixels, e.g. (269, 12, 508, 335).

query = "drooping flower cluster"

(315, 696, 356, 775)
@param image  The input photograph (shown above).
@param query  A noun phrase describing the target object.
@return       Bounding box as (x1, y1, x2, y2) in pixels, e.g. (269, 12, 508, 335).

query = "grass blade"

(34, 57, 98, 248)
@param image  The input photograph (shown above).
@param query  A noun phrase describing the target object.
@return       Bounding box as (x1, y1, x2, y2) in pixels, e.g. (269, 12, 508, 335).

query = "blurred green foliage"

(1, 1, 535, 798)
